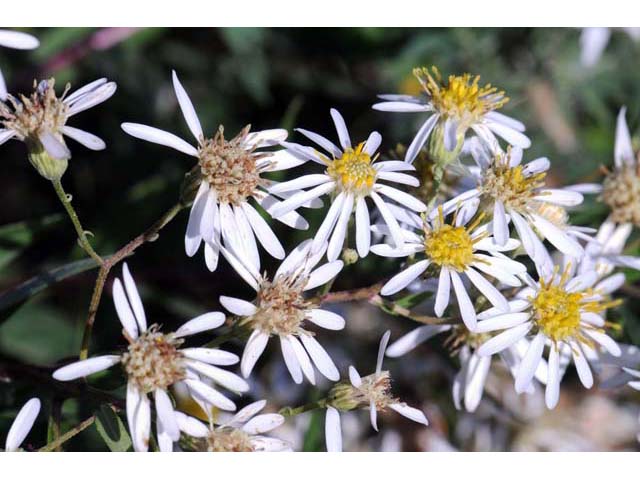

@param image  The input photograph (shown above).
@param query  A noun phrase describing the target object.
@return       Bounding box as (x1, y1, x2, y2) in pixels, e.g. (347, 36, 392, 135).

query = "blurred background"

(1, 27, 639, 451)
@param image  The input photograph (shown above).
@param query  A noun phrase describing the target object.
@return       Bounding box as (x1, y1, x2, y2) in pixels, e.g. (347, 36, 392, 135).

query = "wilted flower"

(325, 331, 428, 452)
(52, 263, 248, 452)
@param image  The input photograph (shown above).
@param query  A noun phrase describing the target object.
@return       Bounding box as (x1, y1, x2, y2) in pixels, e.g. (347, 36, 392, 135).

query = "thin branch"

(38, 415, 96, 452)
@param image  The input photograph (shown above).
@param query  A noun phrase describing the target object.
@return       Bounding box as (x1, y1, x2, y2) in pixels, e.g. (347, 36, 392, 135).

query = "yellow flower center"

(423, 208, 485, 272)
(325, 142, 377, 194)
(413, 66, 508, 125)
(481, 150, 546, 212)
(531, 267, 621, 343)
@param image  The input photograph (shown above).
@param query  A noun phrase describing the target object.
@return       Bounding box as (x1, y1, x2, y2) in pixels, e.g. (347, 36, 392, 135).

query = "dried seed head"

(206, 428, 254, 452)
(248, 274, 313, 337)
(197, 125, 266, 205)
(601, 164, 640, 226)
(121, 325, 186, 393)
(0, 78, 69, 141)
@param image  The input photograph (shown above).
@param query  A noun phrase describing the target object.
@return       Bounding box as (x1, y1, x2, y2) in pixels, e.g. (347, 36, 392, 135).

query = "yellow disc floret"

(481, 149, 546, 212)
(326, 142, 377, 194)
(413, 66, 508, 125)
(531, 267, 621, 343)
(423, 208, 486, 272)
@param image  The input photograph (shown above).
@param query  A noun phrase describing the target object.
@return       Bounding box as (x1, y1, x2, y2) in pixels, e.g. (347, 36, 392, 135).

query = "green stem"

(51, 179, 104, 265)
(78, 201, 186, 360)
(279, 399, 328, 417)
(38, 416, 95, 452)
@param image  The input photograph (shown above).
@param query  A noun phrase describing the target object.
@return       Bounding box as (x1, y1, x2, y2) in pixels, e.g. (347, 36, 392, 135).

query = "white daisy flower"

(0, 77, 117, 162)
(270, 108, 427, 261)
(437, 145, 588, 274)
(372, 66, 530, 164)
(0, 29, 39, 101)
(477, 261, 623, 409)
(600, 107, 640, 228)
(325, 331, 428, 452)
(121, 70, 311, 274)
(52, 263, 248, 452)
(219, 239, 344, 385)
(580, 219, 640, 277)
(173, 400, 291, 452)
(373, 207, 526, 331)
(4, 398, 40, 452)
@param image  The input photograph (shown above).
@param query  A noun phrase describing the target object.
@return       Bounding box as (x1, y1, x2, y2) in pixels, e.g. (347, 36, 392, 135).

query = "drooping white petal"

(175, 312, 226, 337)
(280, 336, 303, 384)
(546, 344, 561, 409)
(372, 101, 430, 112)
(175, 411, 209, 437)
(5, 398, 40, 452)
(311, 192, 346, 254)
(571, 343, 594, 388)
(241, 330, 270, 378)
(327, 193, 353, 262)
(271, 182, 335, 218)
(465, 267, 509, 311)
(154, 389, 180, 441)
(451, 270, 477, 331)
(131, 391, 150, 452)
(120, 123, 198, 157)
(370, 191, 405, 248)
(0, 29, 39, 49)
(355, 196, 371, 257)
(61, 126, 106, 150)
(287, 335, 316, 385)
(531, 213, 584, 258)
(269, 174, 332, 194)
(492, 201, 509, 246)
(534, 189, 584, 207)
(585, 330, 621, 357)
(325, 407, 342, 452)
(434, 267, 451, 317)
(227, 400, 266, 426)
(486, 121, 531, 148)
(380, 259, 430, 296)
(219, 246, 260, 291)
(443, 118, 459, 151)
(39, 130, 70, 160)
(484, 111, 525, 132)
(299, 334, 339, 381)
(184, 182, 208, 256)
(245, 129, 288, 148)
(404, 114, 438, 163)
(463, 354, 491, 412)
(171, 70, 203, 142)
(52, 355, 120, 381)
(376, 171, 420, 187)
(475, 312, 531, 333)
(260, 149, 307, 171)
(389, 403, 429, 426)
(515, 332, 545, 393)
(185, 379, 236, 412)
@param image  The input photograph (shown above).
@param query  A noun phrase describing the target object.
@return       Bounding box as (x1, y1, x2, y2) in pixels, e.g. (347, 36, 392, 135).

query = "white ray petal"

(377, 330, 391, 374)
(380, 259, 430, 296)
(465, 267, 509, 311)
(182, 348, 239, 366)
(434, 267, 451, 317)
(615, 106, 634, 168)
(325, 407, 342, 452)
(327, 193, 353, 262)
(122, 263, 147, 333)
(348, 366, 362, 387)
(53, 355, 120, 381)
(271, 182, 335, 218)
(370, 191, 405, 248)
(300, 334, 339, 381)
(5, 398, 41, 452)
(304, 261, 344, 291)
(330, 108, 351, 149)
(386, 325, 452, 357)
(375, 184, 427, 212)
(477, 323, 532, 356)
(185, 378, 236, 412)
(307, 309, 345, 330)
(545, 345, 561, 409)
(243, 414, 285, 435)
(112, 278, 138, 339)
(120, 123, 198, 156)
(475, 312, 531, 333)
(154, 389, 180, 441)
(363, 131, 382, 156)
(186, 360, 250, 393)
(571, 343, 594, 388)
(515, 332, 545, 393)
(172, 70, 203, 142)
(66, 82, 117, 116)
(404, 115, 438, 163)
(61, 126, 106, 150)
(220, 295, 257, 316)
(355, 196, 371, 257)
(372, 101, 430, 112)
(241, 330, 270, 378)
(280, 336, 303, 384)
(174, 312, 226, 337)
(295, 128, 341, 158)
(451, 270, 477, 331)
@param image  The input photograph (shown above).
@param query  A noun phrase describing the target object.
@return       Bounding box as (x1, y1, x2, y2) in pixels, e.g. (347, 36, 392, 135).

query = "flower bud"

(427, 121, 464, 182)
(342, 248, 359, 265)
(26, 138, 68, 181)
(327, 382, 361, 412)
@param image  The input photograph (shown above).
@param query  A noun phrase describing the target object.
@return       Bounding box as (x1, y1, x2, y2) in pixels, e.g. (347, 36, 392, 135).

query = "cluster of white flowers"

(3, 29, 640, 453)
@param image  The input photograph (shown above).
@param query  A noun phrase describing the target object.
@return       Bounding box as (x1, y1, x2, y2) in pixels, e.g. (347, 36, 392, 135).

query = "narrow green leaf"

(394, 290, 433, 310)
(95, 405, 131, 452)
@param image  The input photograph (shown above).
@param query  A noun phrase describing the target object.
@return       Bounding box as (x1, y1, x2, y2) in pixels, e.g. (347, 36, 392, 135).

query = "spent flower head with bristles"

(121, 70, 311, 276)
(0, 77, 116, 180)
(372, 65, 530, 166)
(52, 263, 248, 452)
(325, 331, 428, 452)
(219, 239, 345, 385)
